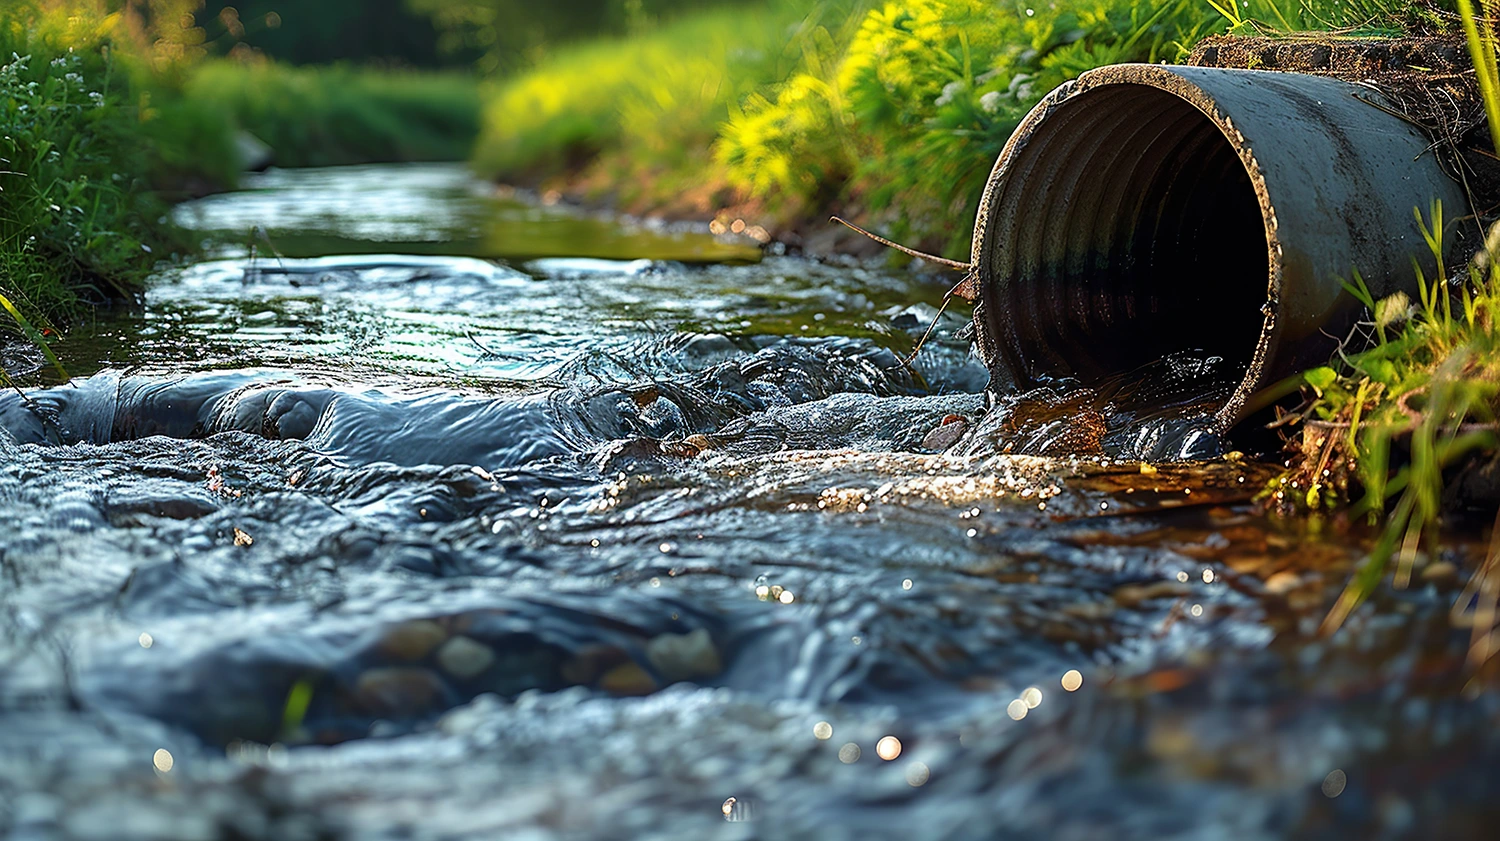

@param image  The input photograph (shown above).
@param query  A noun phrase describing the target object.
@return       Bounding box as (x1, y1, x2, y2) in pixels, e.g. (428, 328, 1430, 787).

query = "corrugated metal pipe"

(967, 64, 1474, 430)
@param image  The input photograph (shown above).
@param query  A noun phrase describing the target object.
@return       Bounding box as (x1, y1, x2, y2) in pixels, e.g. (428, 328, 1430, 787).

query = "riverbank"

(0, 2, 485, 341)
(473, 1, 1452, 258)
(0, 1, 238, 341)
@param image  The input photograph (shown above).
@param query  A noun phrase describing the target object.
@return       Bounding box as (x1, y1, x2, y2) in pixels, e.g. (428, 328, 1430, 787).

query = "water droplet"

(1021, 687, 1043, 708)
(1322, 769, 1347, 798)
(1190, 604, 1204, 617)
(876, 736, 902, 761)
(838, 742, 861, 763)
(1061, 670, 1083, 692)
(1176, 571, 1189, 583)
(905, 761, 930, 786)
(813, 721, 833, 740)
(1007, 699, 1028, 720)
(778, 590, 794, 604)
(901, 579, 912, 590)
(1202, 568, 1215, 583)
(138, 632, 153, 649)
(153, 748, 173, 772)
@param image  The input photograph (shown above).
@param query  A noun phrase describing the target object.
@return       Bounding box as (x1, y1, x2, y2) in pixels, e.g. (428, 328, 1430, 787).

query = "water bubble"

(813, 721, 833, 740)
(1007, 699, 1028, 720)
(138, 632, 153, 649)
(659, 542, 673, 553)
(1021, 687, 1043, 709)
(876, 736, 902, 761)
(838, 742, 861, 763)
(1322, 769, 1347, 798)
(1061, 670, 1083, 692)
(1190, 604, 1204, 617)
(721, 796, 755, 821)
(1202, 568, 1215, 583)
(905, 761, 930, 786)
(779, 590, 795, 604)
(152, 749, 173, 772)
(1176, 571, 1189, 583)
(901, 579, 912, 590)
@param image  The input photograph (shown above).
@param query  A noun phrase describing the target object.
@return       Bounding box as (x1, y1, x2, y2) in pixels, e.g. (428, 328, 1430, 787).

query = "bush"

(0, 1, 237, 332)
(471, 1, 858, 203)
(185, 59, 482, 167)
(0, 0, 236, 334)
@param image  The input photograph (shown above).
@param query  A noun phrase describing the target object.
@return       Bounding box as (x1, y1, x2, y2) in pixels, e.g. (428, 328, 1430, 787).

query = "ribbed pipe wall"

(980, 87, 1266, 385)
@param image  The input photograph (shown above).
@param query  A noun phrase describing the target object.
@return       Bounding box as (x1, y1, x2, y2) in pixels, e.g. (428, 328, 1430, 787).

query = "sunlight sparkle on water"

(838, 743, 861, 763)
(813, 721, 833, 740)
(906, 762, 930, 786)
(1061, 670, 1083, 692)
(876, 736, 902, 761)
(138, 632, 153, 648)
(1007, 700, 1028, 720)
(152, 749, 173, 773)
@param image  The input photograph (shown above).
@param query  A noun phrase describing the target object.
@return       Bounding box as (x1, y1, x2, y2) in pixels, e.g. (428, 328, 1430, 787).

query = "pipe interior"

(984, 84, 1269, 393)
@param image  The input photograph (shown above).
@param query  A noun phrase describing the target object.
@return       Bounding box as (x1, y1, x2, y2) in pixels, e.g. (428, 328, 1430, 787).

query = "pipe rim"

(969, 63, 1283, 433)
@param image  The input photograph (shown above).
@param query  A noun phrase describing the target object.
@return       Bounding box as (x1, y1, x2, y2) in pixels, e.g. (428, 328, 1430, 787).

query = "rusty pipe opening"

(969, 65, 1471, 431)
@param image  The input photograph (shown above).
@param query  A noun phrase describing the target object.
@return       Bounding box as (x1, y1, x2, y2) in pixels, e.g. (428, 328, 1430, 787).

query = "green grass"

(185, 60, 483, 167)
(1282, 1, 1500, 641)
(1292, 201, 1499, 635)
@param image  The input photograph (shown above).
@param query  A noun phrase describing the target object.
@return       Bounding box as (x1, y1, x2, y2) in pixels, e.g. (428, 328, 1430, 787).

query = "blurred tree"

(406, 0, 741, 74)
(195, 1, 475, 67)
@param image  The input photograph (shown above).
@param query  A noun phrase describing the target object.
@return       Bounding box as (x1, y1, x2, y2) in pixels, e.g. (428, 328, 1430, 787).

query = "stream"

(0, 164, 1495, 840)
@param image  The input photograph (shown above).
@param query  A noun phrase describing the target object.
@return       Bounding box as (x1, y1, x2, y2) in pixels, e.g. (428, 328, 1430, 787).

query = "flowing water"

(0, 164, 1495, 840)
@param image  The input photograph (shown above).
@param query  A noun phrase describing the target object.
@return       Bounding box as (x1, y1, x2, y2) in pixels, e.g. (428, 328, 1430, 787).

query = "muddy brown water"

(0, 164, 1495, 840)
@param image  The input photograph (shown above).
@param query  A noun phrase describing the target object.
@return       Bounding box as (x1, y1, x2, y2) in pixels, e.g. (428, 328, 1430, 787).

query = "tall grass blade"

(0, 290, 69, 383)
